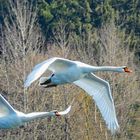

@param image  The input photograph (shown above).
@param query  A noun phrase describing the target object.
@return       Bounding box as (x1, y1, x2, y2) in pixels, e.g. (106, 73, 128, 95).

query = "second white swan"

(0, 93, 71, 129)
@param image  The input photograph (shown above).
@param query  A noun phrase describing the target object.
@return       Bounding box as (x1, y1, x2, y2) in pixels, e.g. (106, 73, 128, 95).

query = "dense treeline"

(1, 0, 139, 60)
(38, 0, 140, 36)
(1, 0, 140, 37)
(38, 0, 140, 64)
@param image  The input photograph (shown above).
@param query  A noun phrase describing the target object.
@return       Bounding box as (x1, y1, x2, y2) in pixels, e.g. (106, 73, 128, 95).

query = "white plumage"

(25, 57, 132, 134)
(0, 94, 71, 129)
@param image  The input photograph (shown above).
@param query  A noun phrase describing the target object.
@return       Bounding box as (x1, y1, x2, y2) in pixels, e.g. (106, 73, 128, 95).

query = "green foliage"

(37, 0, 140, 52)
(1, 0, 140, 41)
(0, 0, 8, 24)
(38, 0, 92, 39)
(38, 0, 140, 61)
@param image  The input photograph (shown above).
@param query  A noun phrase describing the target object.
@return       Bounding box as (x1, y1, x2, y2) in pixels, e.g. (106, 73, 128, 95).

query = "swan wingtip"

(24, 81, 30, 88)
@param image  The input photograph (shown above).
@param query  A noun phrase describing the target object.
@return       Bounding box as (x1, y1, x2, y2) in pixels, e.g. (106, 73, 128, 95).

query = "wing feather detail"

(58, 105, 71, 115)
(24, 57, 75, 88)
(0, 94, 16, 116)
(74, 73, 119, 134)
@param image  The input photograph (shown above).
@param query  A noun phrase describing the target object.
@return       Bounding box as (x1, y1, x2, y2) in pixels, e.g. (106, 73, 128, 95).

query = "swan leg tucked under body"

(0, 94, 71, 129)
(24, 57, 132, 134)
(39, 76, 57, 88)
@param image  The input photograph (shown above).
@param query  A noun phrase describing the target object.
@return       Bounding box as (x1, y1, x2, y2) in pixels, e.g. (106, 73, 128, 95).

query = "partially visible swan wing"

(58, 105, 71, 115)
(24, 57, 75, 88)
(0, 94, 16, 117)
(73, 73, 119, 134)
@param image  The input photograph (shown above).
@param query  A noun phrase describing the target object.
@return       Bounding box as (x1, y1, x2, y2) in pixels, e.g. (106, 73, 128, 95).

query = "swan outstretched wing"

(24, 57, 75, 88)
(58, 105, 71, 115)
(0, 94, 16, 117)
(74, 73, 119, 134)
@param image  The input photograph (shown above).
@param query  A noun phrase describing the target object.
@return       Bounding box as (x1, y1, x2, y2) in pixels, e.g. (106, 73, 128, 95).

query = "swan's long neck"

(83, 66, 124, 73)
(22, 112, 55, 122)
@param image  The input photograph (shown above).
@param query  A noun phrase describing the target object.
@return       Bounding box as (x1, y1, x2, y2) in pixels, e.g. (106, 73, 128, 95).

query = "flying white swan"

(24, 57, 132, 134)
(0, 94, 71, 129)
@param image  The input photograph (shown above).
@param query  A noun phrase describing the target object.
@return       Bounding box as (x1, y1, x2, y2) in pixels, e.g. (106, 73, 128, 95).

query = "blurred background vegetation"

(0, 0, 139, 140)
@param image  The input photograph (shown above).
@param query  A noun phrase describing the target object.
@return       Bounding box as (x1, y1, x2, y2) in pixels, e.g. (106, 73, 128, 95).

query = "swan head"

(122, 66, 132, 73)
(50, 110, 61, 116)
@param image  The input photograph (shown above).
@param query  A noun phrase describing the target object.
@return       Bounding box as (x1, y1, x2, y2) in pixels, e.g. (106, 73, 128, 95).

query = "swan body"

(0, 94, 71, 129)
(24, 57, 132, 134)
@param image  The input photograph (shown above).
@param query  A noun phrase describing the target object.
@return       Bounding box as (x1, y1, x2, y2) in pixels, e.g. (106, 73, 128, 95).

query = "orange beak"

(55, 112, 61, 116)
(124, 67, 132, 73)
